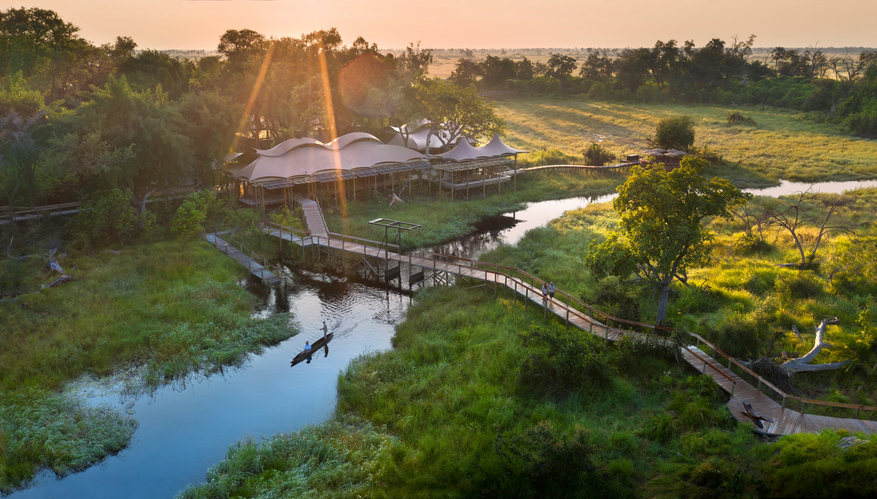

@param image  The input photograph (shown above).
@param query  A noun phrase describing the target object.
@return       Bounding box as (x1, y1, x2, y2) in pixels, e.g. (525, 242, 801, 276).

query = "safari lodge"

(222, 129, 527, 206)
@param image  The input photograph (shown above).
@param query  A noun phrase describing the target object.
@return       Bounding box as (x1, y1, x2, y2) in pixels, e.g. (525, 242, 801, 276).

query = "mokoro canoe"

(290, 333, 334, 366)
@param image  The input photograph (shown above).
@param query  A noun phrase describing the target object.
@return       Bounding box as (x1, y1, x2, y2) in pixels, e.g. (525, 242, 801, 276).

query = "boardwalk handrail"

(681, 344, 738, 388)
(263, 218, 877, 416)
(518, 162, 637, 172)
(261, 219, 311, 238)
(414, 248, 672, 332)
(690, 332, 877, 413)
(260, 218, 401, 254)
(1, 201, 83, 221)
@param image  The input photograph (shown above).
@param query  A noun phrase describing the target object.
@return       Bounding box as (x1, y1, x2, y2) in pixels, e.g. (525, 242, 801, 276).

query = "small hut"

(640, 148, 688, 171)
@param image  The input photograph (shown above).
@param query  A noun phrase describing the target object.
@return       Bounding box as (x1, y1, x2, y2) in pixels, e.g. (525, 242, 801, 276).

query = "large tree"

(79, 75, 192, 215)
(409, 78, 505, 156)
(587, 157, 749, 324)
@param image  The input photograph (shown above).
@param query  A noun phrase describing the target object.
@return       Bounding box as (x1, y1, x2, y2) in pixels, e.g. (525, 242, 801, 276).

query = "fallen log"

(781, 317, 850, 373)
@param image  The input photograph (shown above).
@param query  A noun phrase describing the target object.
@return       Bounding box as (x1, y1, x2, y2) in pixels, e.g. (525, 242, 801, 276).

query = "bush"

(582, 142, 615, 166)
(726, 111, 756, 126)
(490, 421, 630, 498)
(77, 188, 138, 245)
(775, 270, 822, 299)
(652, 115, 695, 151)
(171, 190, 215, 238)
(638, 410, 679, 444)
(518, 324, 614, 399)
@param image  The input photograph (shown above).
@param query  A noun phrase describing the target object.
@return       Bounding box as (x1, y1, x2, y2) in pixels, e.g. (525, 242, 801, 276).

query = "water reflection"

(444, 180, 877, 256)
(13, 269, 408, 499)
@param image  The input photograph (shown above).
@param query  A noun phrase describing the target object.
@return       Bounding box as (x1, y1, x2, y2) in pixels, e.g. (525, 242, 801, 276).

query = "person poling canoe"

(290, 329, 334, 367)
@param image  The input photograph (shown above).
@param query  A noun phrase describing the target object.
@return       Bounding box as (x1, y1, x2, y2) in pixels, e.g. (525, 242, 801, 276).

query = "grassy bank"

(321, 170, 625, 249)
(495, 97, 877, 186)
(179, 286, 877, 497)
(478, 187, 877, 408)
(0, 239, 296, 492)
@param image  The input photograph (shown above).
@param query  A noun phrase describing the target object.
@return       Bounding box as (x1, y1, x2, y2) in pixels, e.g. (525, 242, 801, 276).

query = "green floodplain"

(4, 99, 877, 498)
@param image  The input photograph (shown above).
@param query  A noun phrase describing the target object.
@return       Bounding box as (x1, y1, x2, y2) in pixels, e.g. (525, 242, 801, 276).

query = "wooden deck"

(265, 203, 877, 436)
(204, 233, 281, 285)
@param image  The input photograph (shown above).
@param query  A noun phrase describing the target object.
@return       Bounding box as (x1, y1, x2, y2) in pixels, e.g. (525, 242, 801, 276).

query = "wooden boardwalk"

(204, 233, 281, 285)
(518, 162, 637, 174)
(682, 345, 877, 436)
(293, 195, 328, 238)
(265, 200, 877, 436)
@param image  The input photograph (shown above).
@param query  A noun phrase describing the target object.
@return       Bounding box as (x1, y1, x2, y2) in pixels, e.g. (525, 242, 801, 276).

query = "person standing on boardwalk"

(541, 282, 549, 305)
(549, 282, 556, 302)
(322, 321, 328, 340)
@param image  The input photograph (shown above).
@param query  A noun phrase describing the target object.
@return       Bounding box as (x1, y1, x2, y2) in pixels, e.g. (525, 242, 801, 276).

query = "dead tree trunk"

(781, 317, 850, 373)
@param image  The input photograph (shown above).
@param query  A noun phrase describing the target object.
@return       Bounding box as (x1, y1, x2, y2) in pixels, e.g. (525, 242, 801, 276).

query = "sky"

(12, 0, 877, 51)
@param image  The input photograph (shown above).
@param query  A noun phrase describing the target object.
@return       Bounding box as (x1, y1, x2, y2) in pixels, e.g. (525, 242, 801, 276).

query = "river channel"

(14, 178, 877, 498)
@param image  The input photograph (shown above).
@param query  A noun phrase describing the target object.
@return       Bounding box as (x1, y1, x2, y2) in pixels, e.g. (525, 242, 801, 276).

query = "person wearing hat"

(548, 282, 556, 301)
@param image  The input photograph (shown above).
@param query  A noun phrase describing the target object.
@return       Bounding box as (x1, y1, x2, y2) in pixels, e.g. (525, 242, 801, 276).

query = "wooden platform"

(204, 233, 281, 285)
(266, 205, 877, 436)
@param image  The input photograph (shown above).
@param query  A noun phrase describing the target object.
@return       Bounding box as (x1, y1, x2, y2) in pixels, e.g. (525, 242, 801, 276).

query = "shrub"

(518, 324, 614, 399)
(726, 111, 756, 126)
(651, 115, 695, 151)
(638, 410, 678, 444)
(582, 142, 615, 166)
(171, 190, 215, 238)
(775, 270, 822, 299)
(711, 305, 774, 359)
(77, 188, 138, 245)
(490, 421, 630, 498)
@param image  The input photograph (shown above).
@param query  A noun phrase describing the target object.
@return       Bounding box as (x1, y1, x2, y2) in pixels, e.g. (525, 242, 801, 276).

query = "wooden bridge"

(259, 197, 877, 436)
(203, 232, 281, 285)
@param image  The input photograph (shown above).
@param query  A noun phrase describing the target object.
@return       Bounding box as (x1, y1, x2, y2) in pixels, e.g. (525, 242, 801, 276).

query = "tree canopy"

(587, 157, 750, 324)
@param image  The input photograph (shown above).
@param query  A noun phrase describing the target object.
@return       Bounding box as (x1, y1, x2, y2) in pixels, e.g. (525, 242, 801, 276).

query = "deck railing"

(260, 218, 877, 418)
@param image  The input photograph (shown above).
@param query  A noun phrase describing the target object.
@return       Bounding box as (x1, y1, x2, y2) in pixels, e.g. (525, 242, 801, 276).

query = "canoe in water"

(290, 333, 334, 366)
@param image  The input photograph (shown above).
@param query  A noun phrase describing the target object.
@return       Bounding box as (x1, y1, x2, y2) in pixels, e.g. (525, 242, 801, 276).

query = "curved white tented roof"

(386, 127, 454, 151)
(477, 133, 528, 157)
(234, 132, 426, 184)
(254, 137, 322, 157)
(323, 132, 382, 150)
(436, 139, 485, 162)
(436, 133, 528, 162)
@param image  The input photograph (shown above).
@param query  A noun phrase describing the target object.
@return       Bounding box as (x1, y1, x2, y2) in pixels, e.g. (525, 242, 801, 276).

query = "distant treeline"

(447, 38, 877, 137)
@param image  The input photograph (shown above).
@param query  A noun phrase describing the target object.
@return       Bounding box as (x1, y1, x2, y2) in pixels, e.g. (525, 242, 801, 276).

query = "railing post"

(731, 381, 736, 397)
(565, 294, 570, 329)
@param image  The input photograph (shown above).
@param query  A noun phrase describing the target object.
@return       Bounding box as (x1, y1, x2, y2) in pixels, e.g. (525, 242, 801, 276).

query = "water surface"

(14, 272, 409, 499)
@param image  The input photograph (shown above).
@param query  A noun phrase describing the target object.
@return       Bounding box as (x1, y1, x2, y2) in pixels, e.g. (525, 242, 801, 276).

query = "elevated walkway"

(262, 202, 877, 436)
(204, 232, 281, 285)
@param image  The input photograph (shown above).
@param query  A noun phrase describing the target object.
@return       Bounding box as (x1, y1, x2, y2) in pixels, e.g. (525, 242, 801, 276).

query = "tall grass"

(495, 98, 877, 185)
(184, 286, 766, 497)
(0, 239, 297, 492)
(477, 186, 877, 408)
